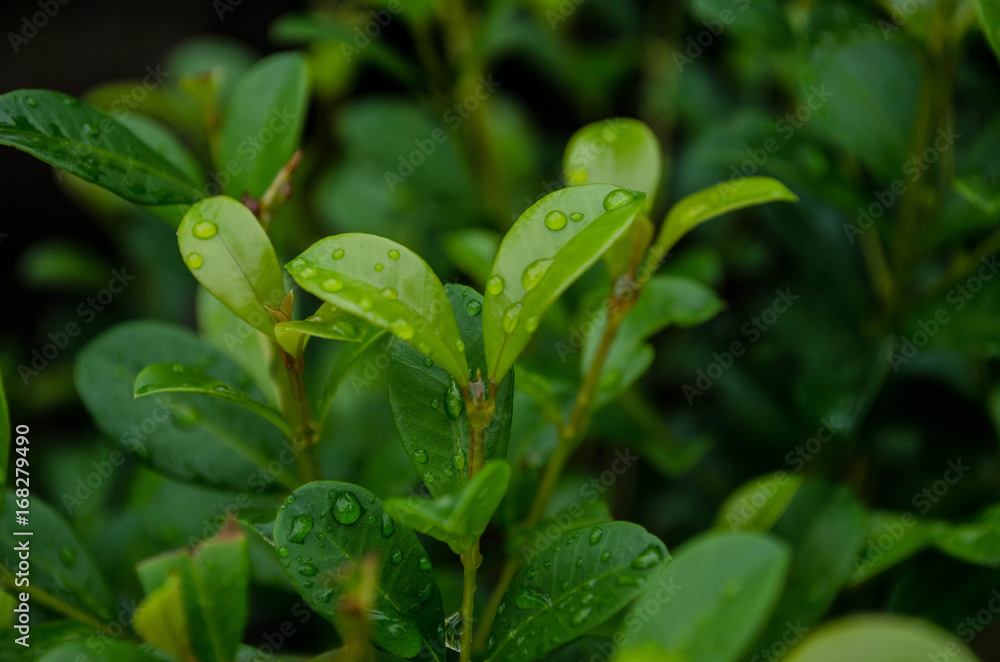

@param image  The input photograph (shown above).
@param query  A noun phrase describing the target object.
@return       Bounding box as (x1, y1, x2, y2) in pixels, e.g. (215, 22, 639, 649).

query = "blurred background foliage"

(3, 0, 1000, 658)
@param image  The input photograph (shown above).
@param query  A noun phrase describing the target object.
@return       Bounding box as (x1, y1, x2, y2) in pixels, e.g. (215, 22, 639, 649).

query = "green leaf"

(0, 491, 115, 621)
(134, 362, 292, 438)
(622, 533, 790, 662)
(384, 461, 511, 554)
(783, 615, 980, 662)
(273, 302, 368, 357)
(219, 51, 309, 198)
(316, 325, 389, 416)
(0, 621, 98, 660)
(564, 118, 662, 208)
(136, 521, 250, 662)
(134, 573, 195, 662)
(75, 321, 295, 491)
(287, 234, 470, 385)
(115, 113, 203, 186)
(38, 640, 165, 662)
(931, 505, 1000, 567)
(0, 89, 201, 204)
(273, 480, 445, 660)
(848, 511, 935, 586)
(653, 177, 797, 254)
(486, 522, 668, 662)
(388, 285, 515, 496)
(978, 0, 1000, 65)
(713, 472, 803, 533)
(754, 481, 867, 647)
(484, 184, 646, 382)
(0, 374, 8, 510)
(178, 196, 287, 338)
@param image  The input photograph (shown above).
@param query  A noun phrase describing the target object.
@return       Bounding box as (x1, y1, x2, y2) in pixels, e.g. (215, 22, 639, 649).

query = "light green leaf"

(486, 522, 668, 662)
(178, 196, 287, 338)
(136, 521, 250, 662)
(784, 615, 980, 662)
(273, 302, 368, 357)
(978, 0, 1000, 65)
(219, 52, 309, 198)
(484, 184, 645, 382)
(622, 533, 790, 662)
(274, 481, 445, 660)
(653, 177, 797, 255)
(564, 118, 662, 208)
(75, 321, 295, 491)
(134, 362, 291, 438)
(0, 491, 115, 622)
(134, 574, 194, 662)
(0, 89, 201, 204)
(384, 461, 511, 554)
(714, 472, 803, 533)
(287, 234, 469, 385)
(388, 285, 514, 496)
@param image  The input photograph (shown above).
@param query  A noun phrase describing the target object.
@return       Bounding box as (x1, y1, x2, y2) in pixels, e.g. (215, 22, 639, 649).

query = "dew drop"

(430, 399, 440, 409)
(616, 574, 644, 587)
(392, 319, 415, 340)
(192, 220, 218, 239)
(412, 449, 429, 464)
(374, 263, 384, 272)
(456, 339, 465, 353)
(503, 303, 522, 333)
(381, 513, 395, 537)
(570, 212, 584, 222)
(600, 551, 612, 562)
(297, 563, 318, 577)
(515, 587, 551, 610)
(25, 96, 37, 108)
(544, 210, 568, 231)
(452, 452, 465, 472)
(571, 606, 592, 627)
(419, 557, 432, 570)
(388, 249, 400, 260)
(332, 248, 345, 260)
(332, 492, 362, 525)
(391, 550, 404, 565)
(589, 527, 604, 545)
(277, 546, 290, 558)
(321, 278, 343, 293)
(423, 472, 435, 484)
(486, 275, 505, 295)
(285, 494, 296, 504)
(381, 287, 397, 300)
(300, 267, 317, 279)
(603, 188, 635, 211)
(359, 297, 373, 311)
(525, 317, 539, 332)
(423, 357, 433, 367)
(185, 253, 203, 269)
(445, 611, 462, 651)
(575, 558, 584, 568)
(287, 514, 314, 543)
(630, 544, 665, 571)
(444, 381, 464, 420)
(466, 300, 482, 316)
(521, 258, 552, 291)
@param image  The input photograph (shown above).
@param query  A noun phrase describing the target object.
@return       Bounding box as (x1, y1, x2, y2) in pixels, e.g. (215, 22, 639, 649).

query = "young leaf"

(652, 177, 797, 255)
(178, 196, 287, 338)
(384, 461, 511, 554)
(136, 522, 250, 662)
(0, 374, 8, 511)
(783, 615, 979, 662)
(484, 184, 646, 382)
(0, 491, 115, 621)
(287, 234, 469, 385)
(564, 118, 662, 209)
(621, 533, 790, 662)
(273, 480, 445, 660)
(273, 302, 368, 357)
(134, 362, 292, 438)
(133, 574, 195, 662)
(486, 522, 668, 662)
(388, 285, 515, 496)
(0, 89, 201, 204)
(713, 472, 804, 533)
(75, 321, 296, 491)
(219, 51, 309, 198)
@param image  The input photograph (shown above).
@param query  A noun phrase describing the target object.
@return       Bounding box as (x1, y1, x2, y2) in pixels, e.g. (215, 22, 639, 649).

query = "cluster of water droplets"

(184, 217, 219, 270)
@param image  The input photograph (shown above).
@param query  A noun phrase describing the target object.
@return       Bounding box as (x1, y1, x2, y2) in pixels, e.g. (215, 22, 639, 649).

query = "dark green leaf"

(931, 505, 1000, 567)
(273, 480, 445, 660)
(178, 196, 287, 338)
(38, 640, 164, 662)
(486, 522, 668, 662)
(484, 184, 645, 382)
(979, 0, 1000, 65)
(784, 615, 979, 662)
(75, 321, 295, 491)
(219, 52, 309, 198)
(384, 461, 511, 554)
(388, 285, 514, 496)
(622, 533, 790, 662)
(848, 511, 935, 586)
(316, 325, 389, 416)
(0, 621, 97, 660)
(273, 302, 368, 357)
(0, 89, 201, 204)
(0, 492, 115, 622)
(134, 362, 291, 438)
(287, 234, 469, 385)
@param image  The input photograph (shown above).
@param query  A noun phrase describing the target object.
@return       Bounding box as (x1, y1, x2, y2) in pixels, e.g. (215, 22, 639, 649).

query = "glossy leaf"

(486, 522, 668, 662)
(0, 491, 115, 621)
(115, 113, 203, 186)
(273, 302, 368, 357)
(931, 505, 1000, 567)
(273, 480, 444, 660)
(287, 234, 469, 385)
(388, 285, 514, 496)
(484, 184, 645, 382)
(178, 196, 287, 338)
(0, 89, 201, 204)
(784, 615, 980, 662)
(75, 321, 295, 491)
(384, 461, 511, 554)
(714, 472, 803, 533)
(136, 522, 250, 662)
(134, 574, 195, 662)
(653, 177, 797, 255)
(219, 51, 309, 198)
(564, 118, 662, 208)
(134, 362, 291, 438)
(979, 0, 1000, 65)
(0, 374, 8, 511)
(622, 533, 790, 662)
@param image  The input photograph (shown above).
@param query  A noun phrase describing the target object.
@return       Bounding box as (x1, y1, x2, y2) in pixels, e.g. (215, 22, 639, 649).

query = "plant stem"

(283, 362, 321, 484)
(459, 541, 481, 662)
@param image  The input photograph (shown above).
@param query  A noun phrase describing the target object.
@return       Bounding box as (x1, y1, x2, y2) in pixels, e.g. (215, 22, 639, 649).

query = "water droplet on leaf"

(603, 188, 635, 211)
(193, 220, 218, 239)
(487, 275, 505, 295)
(287, 514, 313, 543)
(332, 492, 362, 525)
(185, 253, 203, 269)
